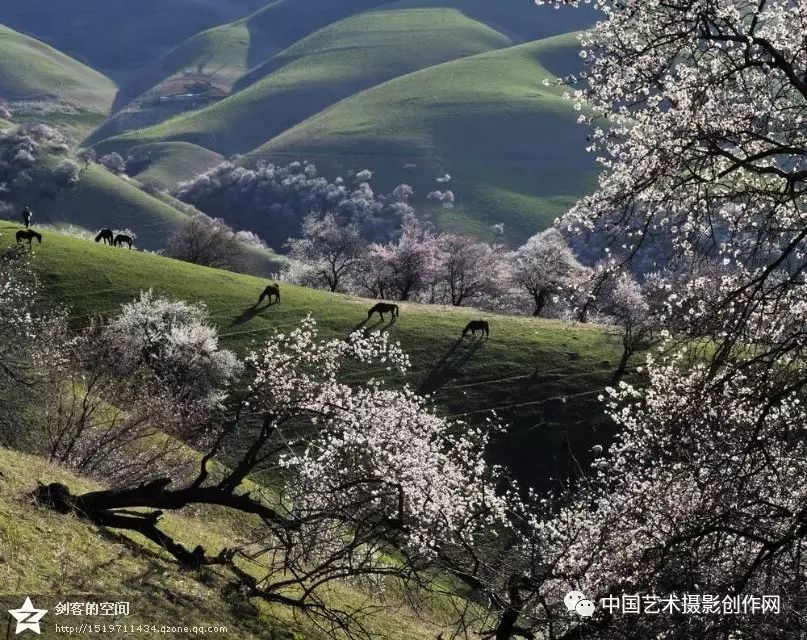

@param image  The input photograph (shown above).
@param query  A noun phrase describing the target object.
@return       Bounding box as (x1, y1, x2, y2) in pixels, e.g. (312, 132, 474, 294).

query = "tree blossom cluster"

(535, 355, 807, 637)
(102, 290, 241, 415)
(240, 316, 508, 557)
(511, 0, 807, 637)
(0, 247, 68, 448)
(0, 123, 76, 215)
(0, 264, 240, 484)
(173, 160, 416, 244)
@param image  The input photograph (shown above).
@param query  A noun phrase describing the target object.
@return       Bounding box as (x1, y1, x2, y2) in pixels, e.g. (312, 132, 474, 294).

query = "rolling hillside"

(92, 7, 514, 158)
(0, 24, 117, 137)
(0, 0, 268, 81)
(83, 0, 395, 143)
(124, 141, 225, 189)
(1, 1, 600, 249)
(0, 222, 622, 488)
(251, 34, 597, 243)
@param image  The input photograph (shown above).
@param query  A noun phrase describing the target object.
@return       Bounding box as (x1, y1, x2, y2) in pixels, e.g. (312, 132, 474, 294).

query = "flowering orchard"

(519, 0, 807, 638)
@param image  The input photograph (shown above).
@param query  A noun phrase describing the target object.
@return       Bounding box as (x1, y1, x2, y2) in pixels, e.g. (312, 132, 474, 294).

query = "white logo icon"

(8, 597, 48, 635)
(564, 591, 596, 617)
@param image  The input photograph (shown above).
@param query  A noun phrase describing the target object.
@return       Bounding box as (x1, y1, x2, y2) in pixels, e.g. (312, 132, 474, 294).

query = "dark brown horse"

(95, 229, 114, 245)
(16, 229, 42, 246)
(113, 234, 133, 249)
(368, 302, 399, 322)
(259, 283, 281, 304)
(462, 320, 489, 340)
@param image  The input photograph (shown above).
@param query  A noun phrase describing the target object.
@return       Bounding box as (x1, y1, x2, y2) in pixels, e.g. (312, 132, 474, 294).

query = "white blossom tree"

(100, 290, 240, 416)
(0, 248, 66, 448)
(511, 228, 588, 316)
(36, 317, 510, 637)
(98, 152, 126, 174)
(600, 272, 654, 382)
(509, 0, 807, 638)
(285, 212, 367, 292)
(433, 234, 508, 306)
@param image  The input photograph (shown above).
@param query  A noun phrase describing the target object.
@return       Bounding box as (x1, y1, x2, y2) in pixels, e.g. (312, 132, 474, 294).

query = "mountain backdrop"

(0, 0, 597, 247)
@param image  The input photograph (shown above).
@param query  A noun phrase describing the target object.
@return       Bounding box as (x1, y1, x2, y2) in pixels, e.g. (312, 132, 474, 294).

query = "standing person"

(21, 206, 32, 229)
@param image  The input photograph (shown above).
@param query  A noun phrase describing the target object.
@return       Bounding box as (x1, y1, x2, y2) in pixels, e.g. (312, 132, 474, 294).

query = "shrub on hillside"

(98, 151, 126, 174)
(165, 213, 247, 272)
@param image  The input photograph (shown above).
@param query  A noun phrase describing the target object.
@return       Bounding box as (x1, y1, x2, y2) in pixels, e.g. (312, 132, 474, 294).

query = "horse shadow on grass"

(349, 316, 397, 337)
(231, 300, 279, 326)
(418, 338, 484, 395)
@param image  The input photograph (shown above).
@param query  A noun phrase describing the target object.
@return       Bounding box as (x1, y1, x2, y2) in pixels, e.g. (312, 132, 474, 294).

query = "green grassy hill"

(95, 32, 596, 245)
(83, 0, 394, 144)
(383, 0, 597, 42)
(0, 0, 268, 81)
(0, 222, 622, 488)
(250, 34, 597, 244)
(10, 163, 190, 249)
(125, 142, 225, 189)
(0, 24, 117, 137)
(0, 446, 453, 639)
(94, 7, 513, 161)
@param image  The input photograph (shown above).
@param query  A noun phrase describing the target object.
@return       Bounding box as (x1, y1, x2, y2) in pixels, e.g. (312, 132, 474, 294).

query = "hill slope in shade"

(0, 223, 623, 487)
(0, 0, 268, 81)
(94, 7, 512, 158)
(151, 0, 392, 91)
(0, 24, 117, 136)
(249, 34, 597, 244)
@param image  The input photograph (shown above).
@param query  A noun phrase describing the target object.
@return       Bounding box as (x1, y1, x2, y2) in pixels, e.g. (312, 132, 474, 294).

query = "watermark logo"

(565, 591, 596, 617)
(8, 597, 48, 635)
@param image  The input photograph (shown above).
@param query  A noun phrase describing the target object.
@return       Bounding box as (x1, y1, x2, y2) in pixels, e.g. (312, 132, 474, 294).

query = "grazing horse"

(462, 320, 489, 340)
(368, 302, 399, 322)
(16, 229, 42, 246)
(113, 234, 133, 249)
(95, 229, 114, 245)
(259, 283, 281, 304)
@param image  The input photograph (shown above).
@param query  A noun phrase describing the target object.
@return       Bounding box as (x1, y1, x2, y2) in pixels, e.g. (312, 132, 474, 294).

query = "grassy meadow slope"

(151, 0, 392, 91)
(94, 7, 513, 161)
(125, 141, 225, 189)
(84, 0, 394, 143)
(10, 164, 190, 249)
(0, 447, 454, 640)
(250, 34, 597, 244)
(0, 222, 622, 487)
(0, 24, 117, 137)
(385, 0, 597, 41)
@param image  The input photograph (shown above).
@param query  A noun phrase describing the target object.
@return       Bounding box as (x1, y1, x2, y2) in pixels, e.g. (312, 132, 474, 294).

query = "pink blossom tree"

(358, 219, 440, 301)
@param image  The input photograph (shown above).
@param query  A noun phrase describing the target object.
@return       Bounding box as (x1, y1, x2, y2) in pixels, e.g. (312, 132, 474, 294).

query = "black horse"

(462, 320, 489, 340)
(95, 229, 114, 245)
(113, 234, 133, 249)
(16, 229, 42, 246)
(259, 283, 281, 304)
(368, 302, 399, 322)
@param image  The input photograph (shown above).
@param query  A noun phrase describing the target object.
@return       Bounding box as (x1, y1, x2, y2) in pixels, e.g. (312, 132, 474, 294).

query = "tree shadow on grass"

(231, 300, 278, 326)
(418, 338, 484, 395)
